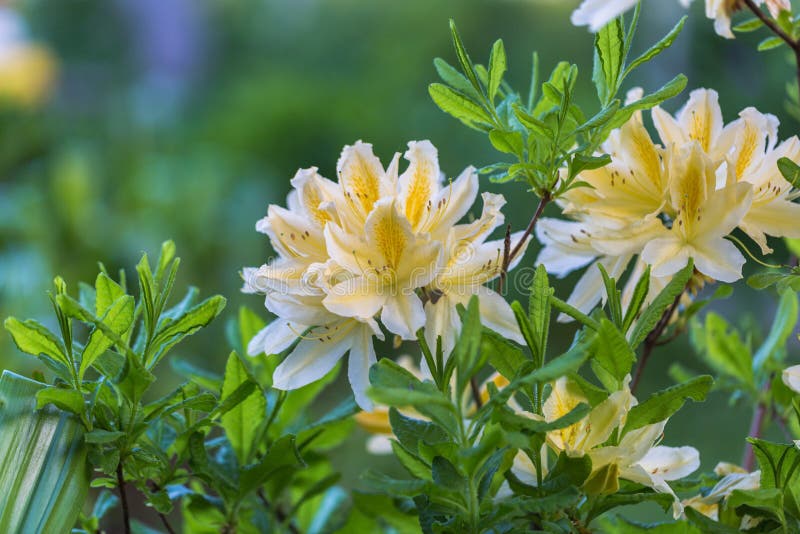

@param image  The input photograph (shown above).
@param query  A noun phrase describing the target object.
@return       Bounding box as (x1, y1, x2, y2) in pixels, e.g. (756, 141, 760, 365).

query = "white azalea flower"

(323, 197, 442, 340)
(244, 140, 524, 409)
(424, 192, 528, 356)
(570, 0, 790, 40)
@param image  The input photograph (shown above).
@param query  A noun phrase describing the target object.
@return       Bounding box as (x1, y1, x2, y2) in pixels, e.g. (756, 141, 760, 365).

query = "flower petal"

(348, 322, 378, 410)
(247, 320, 303, 357)
(382, 292, 426, 340)
(272, 326, 351, 390)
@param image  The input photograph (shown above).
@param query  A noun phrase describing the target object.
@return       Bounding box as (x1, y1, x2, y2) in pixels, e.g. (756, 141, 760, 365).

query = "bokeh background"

(1, 0, 797, 527)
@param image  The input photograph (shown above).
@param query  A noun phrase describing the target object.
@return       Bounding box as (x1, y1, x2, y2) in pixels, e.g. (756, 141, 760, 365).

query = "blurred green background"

(1, 0, 797, 525)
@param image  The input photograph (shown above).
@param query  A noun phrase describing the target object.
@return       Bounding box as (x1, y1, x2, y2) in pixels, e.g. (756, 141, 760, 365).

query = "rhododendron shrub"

(3, 1, 800, 533)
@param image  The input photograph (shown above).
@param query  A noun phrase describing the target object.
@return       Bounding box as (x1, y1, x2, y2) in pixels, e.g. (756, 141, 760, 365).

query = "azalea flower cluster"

(537, 88, 800, 316)
(243, 140, 528, 409)
(572, 0, 791, 38)
(356, 358, 699, 517)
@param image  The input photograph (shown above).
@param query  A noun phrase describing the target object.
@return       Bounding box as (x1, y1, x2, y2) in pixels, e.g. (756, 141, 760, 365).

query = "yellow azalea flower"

(0, 8, 57, 107)
(533, 376, 700, 517)
(641, 142, 753, 282)
(652, 89, 730, 159)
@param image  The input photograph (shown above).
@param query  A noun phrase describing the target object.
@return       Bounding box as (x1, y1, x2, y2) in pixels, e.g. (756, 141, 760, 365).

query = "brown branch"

(498, 224, 512, 294)
(498, 193, 550, 294)
(116, 463, 131, 534)
(158, 512, 177, 534)
(630, 289, 684, 394)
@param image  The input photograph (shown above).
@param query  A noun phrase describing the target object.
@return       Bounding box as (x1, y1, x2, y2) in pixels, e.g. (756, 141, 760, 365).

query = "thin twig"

(509, 193, 550, 265)
(158, 512, 177, 534)
(498, 224, 512, 294)
(630, 289, 684, 394)
(470, 376, 484, 409)
(116, 463, 131, 534)
(743, 381, 772, 471)
(742, 0, 800, 98)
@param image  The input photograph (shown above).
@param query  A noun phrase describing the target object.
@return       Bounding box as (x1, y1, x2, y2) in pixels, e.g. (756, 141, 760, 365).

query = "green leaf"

(624, 16, 687, 77)
(733, 18, 764, 33)
(369, 360, 459, 437)
(239, 435, 304, 496)
(85, 429, 126, 444)
(361, 470, 429, 497)
(221, 352, 265, 465)
(483, 329, 528, 381)
(598, 264, 623, 327)
(753, 289, 799, 369)
(391, 441, 431, 480)
(487, 39, 506, 101)
(448, 19, 482, 95)
(489, 129, 524, 155)
(389, 408, 449, 452)
(622, 266, 651, 334)
(758, 36, 784, 51)
(434, 57, 480, 100)
(80, 295, 135, 380)
(429, 83, 492, 131)
(520, 335, 592, 385)
(629, 260, 693, 349)
(778, 157, 800, 188)
(431, 456, 465, 488)
(94, 272, 125, 318)
(593, 17, 624, 104)
(4, 318, 69, 368)
(455, 295, 484, 392)
(0, 371, 89, 533)
(528, 265, 553, 367)
(36, 387, 85, 416)
(156, 295, 227, 344)
(700, 312, 754, 388)
(726, 488, 784, 523)
(623, 376, 713, 435)
(593, 318, 635, 386)
(606, 74, 687, 133)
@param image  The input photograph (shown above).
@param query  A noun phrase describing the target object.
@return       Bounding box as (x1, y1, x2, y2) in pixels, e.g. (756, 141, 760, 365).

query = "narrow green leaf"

(221, 352, 265, 465)
(94, 272, 125, 318)
(449, 19, 482, 95)
(80, 295, 135, 380)
(0, 372, 89, 533)
(624, 16, 687, 77)
(597, 264, 623, 328)
(778, 157, 800, 188)
(593, 17, 624, 104)
(4, 318, 68, 368)
(487, 39, 507, 101)
(36, 387, 85, 416)
(593, 318, 635, 385)
(434, 57, 480, 100)
(622, 266, 651, 334)
(429, 83, 492, 131)
(758, 36, 785, 51)
(622, 376, 713, 435)
(629, 260, 693, 349)
(733, 17, 764, 33)
(753, 289, 799, 369)
(527, 265, 553, 369)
